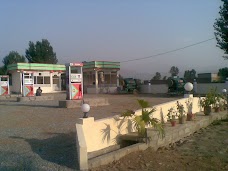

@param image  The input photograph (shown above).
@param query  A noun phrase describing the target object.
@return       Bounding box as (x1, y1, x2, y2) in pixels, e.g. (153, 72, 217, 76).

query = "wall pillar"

(193, 79, 197, 94)
(109, 72, 111, 86)
(226, 77, 228, 89)
(50, 72, 53, 91)
(20, 72, 22, 95)
(117, 71, 119, 87)
(95, 70, 98, 94)
(59, 73, 62, 91)
(75, 117, 95, 170)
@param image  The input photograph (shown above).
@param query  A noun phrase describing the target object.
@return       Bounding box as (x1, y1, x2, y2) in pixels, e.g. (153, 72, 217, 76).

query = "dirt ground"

(0, 93, 178, 171)
(91, 118, 228, 171)
(1, 93, 227, 171)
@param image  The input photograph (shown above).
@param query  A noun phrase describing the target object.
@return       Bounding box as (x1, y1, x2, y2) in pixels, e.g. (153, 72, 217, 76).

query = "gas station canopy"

(7, 63, 66, 72)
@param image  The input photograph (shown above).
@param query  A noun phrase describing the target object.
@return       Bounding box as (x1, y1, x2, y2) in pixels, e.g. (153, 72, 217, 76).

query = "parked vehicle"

(123, 78, 138, 93)
(167, 76, 186, 95)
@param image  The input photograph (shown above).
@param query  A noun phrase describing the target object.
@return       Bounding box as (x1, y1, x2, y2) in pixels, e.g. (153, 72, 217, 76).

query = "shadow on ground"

(0, 103, 58, 108)
(10, 132, 78, 170)
(0, 100, 17, 102)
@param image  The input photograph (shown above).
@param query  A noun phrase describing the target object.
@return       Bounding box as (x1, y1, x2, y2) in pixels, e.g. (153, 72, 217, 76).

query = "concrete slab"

(0, 94, 21, 100)
(59, 97, 109, 108)
(88, 145, 120, 159)
(17, 96, 54, 102)
(88, 143, 146, 169)
(0, 96, 11, 100)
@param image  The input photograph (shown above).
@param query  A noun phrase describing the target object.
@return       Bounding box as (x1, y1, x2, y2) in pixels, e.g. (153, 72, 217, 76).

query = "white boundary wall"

(197, 83, 227, 94)
(140, 84, 168, 94)
(76, 97, 202, 169)
(139, 82, 228, 95)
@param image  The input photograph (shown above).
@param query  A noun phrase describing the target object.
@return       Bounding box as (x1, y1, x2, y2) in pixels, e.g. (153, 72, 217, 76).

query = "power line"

(121, 37, 215, 63)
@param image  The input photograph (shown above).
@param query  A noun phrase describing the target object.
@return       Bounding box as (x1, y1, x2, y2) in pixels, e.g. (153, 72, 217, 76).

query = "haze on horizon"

(0, 0, 227, 80)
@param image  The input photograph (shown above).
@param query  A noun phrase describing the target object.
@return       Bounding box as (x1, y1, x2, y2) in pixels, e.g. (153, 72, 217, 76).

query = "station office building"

(7, 61, 120, 94)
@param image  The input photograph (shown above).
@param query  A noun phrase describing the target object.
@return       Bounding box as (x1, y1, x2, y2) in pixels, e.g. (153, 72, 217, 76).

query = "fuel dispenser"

(0, 75, 9, 96)
(65, 63, 83, 100)
(22, 72, 34, 97)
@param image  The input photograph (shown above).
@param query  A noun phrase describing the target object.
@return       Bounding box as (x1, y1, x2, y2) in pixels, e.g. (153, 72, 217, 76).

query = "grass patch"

(220, 118, 228, 122)
(211, 116, 228, 126)
(211, 119, 222, 125)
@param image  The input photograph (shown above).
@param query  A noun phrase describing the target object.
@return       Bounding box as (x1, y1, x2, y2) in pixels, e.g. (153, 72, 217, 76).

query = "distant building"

(197, 73, 220, 83)
(83, 61, 120, 93)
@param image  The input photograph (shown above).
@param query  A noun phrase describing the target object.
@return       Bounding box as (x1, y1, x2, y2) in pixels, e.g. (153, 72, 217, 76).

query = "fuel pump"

(22, 72, 34, 97)
(65, 63, 83, 100)
(0, 75, 9, 96)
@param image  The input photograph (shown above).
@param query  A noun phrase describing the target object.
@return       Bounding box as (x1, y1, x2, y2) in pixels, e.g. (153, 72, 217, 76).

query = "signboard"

(23, 85, 34, 97)
(70, 74, 82, 82)
(71, 83, 82, 100)
(69, 63, 83, 66)
(0, 75, 9, 96)
(24, 79, 33, 85)
(22, 73, 34, 97)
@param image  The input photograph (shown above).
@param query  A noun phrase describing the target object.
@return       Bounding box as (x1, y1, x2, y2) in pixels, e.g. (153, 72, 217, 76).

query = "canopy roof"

(7, 63, 65, 72)
(83, 61, 120, 70)
(7, 61, 120, 72)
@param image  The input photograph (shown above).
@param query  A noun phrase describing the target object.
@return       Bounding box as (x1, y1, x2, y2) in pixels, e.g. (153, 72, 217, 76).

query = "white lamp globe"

(81, 103, 90, 113)
(184, 82, 193, 92)
(222, 89, 227, 93)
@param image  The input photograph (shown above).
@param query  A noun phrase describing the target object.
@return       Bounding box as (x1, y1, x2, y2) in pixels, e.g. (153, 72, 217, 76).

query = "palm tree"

(121, 99, 165, 138)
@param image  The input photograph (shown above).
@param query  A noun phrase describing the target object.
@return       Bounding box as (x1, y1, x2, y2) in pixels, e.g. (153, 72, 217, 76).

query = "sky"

(0, 0, 227, 79)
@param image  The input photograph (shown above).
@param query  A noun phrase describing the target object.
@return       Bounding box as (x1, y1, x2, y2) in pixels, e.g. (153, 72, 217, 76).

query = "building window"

(37, 76, 43, 84)
(44, 76, 50, 84)
(53, 75, 59, 84)
(34, 76, 50, 84)
(34, 76, 37, 84)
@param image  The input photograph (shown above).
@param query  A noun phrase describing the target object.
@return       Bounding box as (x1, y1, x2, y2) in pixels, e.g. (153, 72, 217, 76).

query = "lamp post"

(184, 82, 193, 98)
(222, 89, 227, 114)
(81, 103, 90, 118)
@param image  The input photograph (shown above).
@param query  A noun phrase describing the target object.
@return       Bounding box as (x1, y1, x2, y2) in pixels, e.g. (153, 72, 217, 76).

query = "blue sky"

(0, 0, 227, 79)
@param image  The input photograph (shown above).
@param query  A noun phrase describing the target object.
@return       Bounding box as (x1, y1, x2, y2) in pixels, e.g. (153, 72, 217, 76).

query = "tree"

(169, 66, 179, 77)
(162, 76, 167, 80)
(218, 67, 228, 81)
(0, 66, 5, 75)
(2, 51, 26, 73)
(25, 39, 58, 64)
(152, 72, 161, 80)
(214, 0, 228, 59)
(184, 69, 196, 82)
